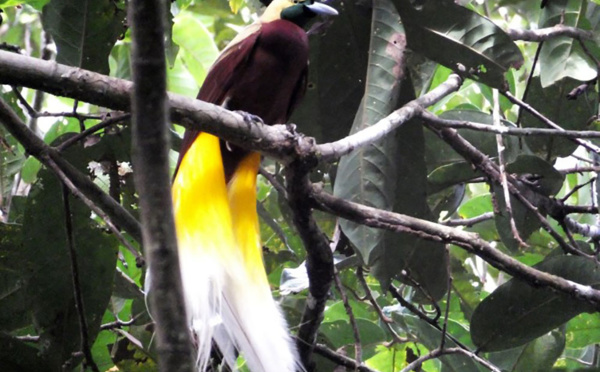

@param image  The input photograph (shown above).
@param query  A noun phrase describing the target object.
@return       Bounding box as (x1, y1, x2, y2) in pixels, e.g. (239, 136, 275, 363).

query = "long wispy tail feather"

(172, 132, 299, 372)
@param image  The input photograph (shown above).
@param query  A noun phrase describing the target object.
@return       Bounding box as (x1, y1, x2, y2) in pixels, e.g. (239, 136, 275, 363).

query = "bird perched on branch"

(171, 1, 337, 371)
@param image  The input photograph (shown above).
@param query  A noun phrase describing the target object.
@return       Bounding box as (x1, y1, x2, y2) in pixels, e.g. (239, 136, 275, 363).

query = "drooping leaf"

(538, 0, 598, 87)
(334, 0, 407, 265)
(42, 0, 126, 74)
(290, 0, 371, 143)
(522, 76, 598, 161)
(471, 255, 600, 351)
(333, 0, 446, 299)
(20, 138, 118, 369)
(394, 0, 524, 89)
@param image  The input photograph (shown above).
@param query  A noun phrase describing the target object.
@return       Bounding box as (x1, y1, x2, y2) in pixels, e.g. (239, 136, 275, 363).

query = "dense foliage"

(0, 0, 599, 371)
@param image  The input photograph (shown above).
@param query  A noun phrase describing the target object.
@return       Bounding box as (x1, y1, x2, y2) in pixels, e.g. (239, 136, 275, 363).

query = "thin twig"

(333, 268, 362, 367)
(439, 250, 452, 350)
(356, 268, 407, 344)
(55, 113, 131, 152)
(560, 177, 596, 202)
(258, 166, 287, 198)
(399, 347, 501, 372)
(504, 91, 600, 155)
(494, 89, 527, 246)
(442, 212, 494, 227)
(101, 316, 139, 330)
(61, 185, 99, 372)
(422, 111, 600, 139)
(312, 344, 378, 372)
(46, 157, 143, 265)
(559, 166, 600, 174)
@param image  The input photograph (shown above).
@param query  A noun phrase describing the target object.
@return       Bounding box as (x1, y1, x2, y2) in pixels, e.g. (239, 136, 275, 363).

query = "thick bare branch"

(129, 0, 195, 370)
(311, 187, 600, 310)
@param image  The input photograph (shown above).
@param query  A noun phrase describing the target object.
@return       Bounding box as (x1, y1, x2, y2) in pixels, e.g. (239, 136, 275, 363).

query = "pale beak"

(306, 1, 339, 16)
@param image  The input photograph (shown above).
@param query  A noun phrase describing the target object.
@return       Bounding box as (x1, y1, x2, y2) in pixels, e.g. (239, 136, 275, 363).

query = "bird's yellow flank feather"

(172, 133, 265, 284)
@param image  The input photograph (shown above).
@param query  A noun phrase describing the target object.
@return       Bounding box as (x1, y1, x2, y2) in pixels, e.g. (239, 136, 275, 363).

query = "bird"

(170, 1, 337, 371)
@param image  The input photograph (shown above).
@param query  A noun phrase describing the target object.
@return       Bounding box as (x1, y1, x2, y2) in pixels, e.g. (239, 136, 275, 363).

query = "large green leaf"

(42, 0, 126, 74)
(394, 0, 524, 89)
(290, 0, 371, 142)
(333, 0, 446, 299)
(20, 139, 118, 369)
(538, 0, 598, 87)
(333, 0, 407, 266)
(486, 330, 565, 372)
(522, 76, 598, 161)
(471, 255, 600, 352)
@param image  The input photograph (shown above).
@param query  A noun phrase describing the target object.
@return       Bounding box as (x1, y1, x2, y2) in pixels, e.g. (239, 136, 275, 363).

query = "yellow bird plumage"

(171, 1, 337, 371)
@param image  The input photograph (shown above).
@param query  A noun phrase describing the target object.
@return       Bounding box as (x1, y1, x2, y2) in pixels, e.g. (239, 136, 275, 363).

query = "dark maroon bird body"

(177, 19, 309, 181)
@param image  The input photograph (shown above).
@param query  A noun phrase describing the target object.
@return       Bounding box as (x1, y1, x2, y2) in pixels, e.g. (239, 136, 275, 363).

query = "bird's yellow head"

(260, 0, 338, 25)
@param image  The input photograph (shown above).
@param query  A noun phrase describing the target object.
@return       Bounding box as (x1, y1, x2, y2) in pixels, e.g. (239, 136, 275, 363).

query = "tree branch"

(128, 0, 195, 371)
(507, 25, 595, 42)
(285, 147, 333, 370)
(0, 98, 142, 242)
(311, 187, 600, 310)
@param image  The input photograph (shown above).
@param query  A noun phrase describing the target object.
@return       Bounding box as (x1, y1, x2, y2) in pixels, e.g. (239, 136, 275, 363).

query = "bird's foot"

(235, 110, 264, 125)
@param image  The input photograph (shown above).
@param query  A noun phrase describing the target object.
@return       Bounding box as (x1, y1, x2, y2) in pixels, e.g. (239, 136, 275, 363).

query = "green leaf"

(0, 333, 52, 372)
(507, 155, 565, 196)
(425, 110, 520, 172)
(394, 0, 524, 89)
(0, 223, 30, 331)
(319, 318, 387, 350)
(512, 330, 565, 372)
(228, 0, 244, 13)
(428, 162, 482, 194)
(0, 0, 50, 10)
(392, 313, 481, 372)
(333, 0, 408, 266)
(487, 329, 565, 372)
(522, 76, 598, 161)
(41, 0, 126, 74)
(538, 0, 598, 87)
(172, 11, 219, 87)
(20, 139, 118, 368)
(471, 255, 600, 352)
(333, 0, 447, 299)
(290, 0, 371, 143)
(566, 313, 600, 348)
